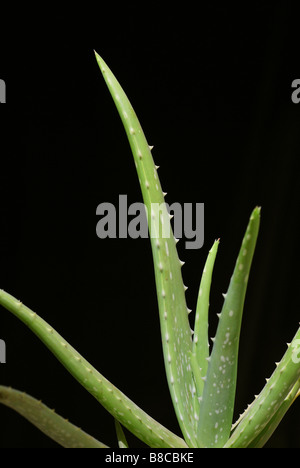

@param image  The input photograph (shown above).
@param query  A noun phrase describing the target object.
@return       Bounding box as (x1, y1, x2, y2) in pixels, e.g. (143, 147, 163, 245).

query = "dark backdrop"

(0, 4, 299, 448)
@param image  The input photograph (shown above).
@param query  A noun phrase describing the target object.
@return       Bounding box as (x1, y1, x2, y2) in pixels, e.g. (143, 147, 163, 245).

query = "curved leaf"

(0, 289, 187, 448)
(95, 51, 197, 446)
(0, 385, 107, 448)
(225, 326, 300, 448)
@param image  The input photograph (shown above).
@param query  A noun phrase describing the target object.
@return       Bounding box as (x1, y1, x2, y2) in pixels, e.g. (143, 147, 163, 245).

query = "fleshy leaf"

(197, 207, 261, 447)
(225, 327, 300, 448)
(0, 289, 187, 448)
(95, 51, 197, 446)
(248, 378, 300, 448)
(191, 239, 219, 400)
(0, 385, 108, 448)
(115, 419, 129, 448)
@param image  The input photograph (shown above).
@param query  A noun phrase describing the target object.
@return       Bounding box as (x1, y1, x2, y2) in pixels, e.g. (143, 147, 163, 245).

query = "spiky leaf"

(197, 207, 260, 447)
(95, 51, 197, 446)
(225, 327, 300, 448)
(0, 289, 187, 448)
(0, 385, 108, 448)
(248, 378, 300, 448)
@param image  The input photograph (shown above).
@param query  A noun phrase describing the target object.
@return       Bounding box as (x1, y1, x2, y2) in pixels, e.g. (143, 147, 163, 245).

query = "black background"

(0, 4, 299, 448)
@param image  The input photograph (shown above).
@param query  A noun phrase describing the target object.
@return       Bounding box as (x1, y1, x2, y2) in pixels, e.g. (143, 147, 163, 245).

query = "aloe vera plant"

(0, 52, 299, 448)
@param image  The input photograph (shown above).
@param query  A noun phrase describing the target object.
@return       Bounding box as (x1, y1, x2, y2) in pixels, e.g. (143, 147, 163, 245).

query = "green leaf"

(0, 385, 108, 448)
(0, 289, 187, 448)
(95, 51, 197, 446)
(197, 207, 261, 447)
(248, 378, 300, 448)
(115, 419, 129, 448)
(191, 239, 219, 400)
(225, 326, 300, 448)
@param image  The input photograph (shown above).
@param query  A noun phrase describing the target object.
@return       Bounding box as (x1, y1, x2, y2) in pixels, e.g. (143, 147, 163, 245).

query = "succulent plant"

(0, 52, 299, 448)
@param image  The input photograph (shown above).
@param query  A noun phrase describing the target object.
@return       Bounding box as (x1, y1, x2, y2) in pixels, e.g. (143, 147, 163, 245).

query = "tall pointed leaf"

(191, 239, 219, 400)
(197, 207, 260, 447)
(95, 52, 197, 446)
